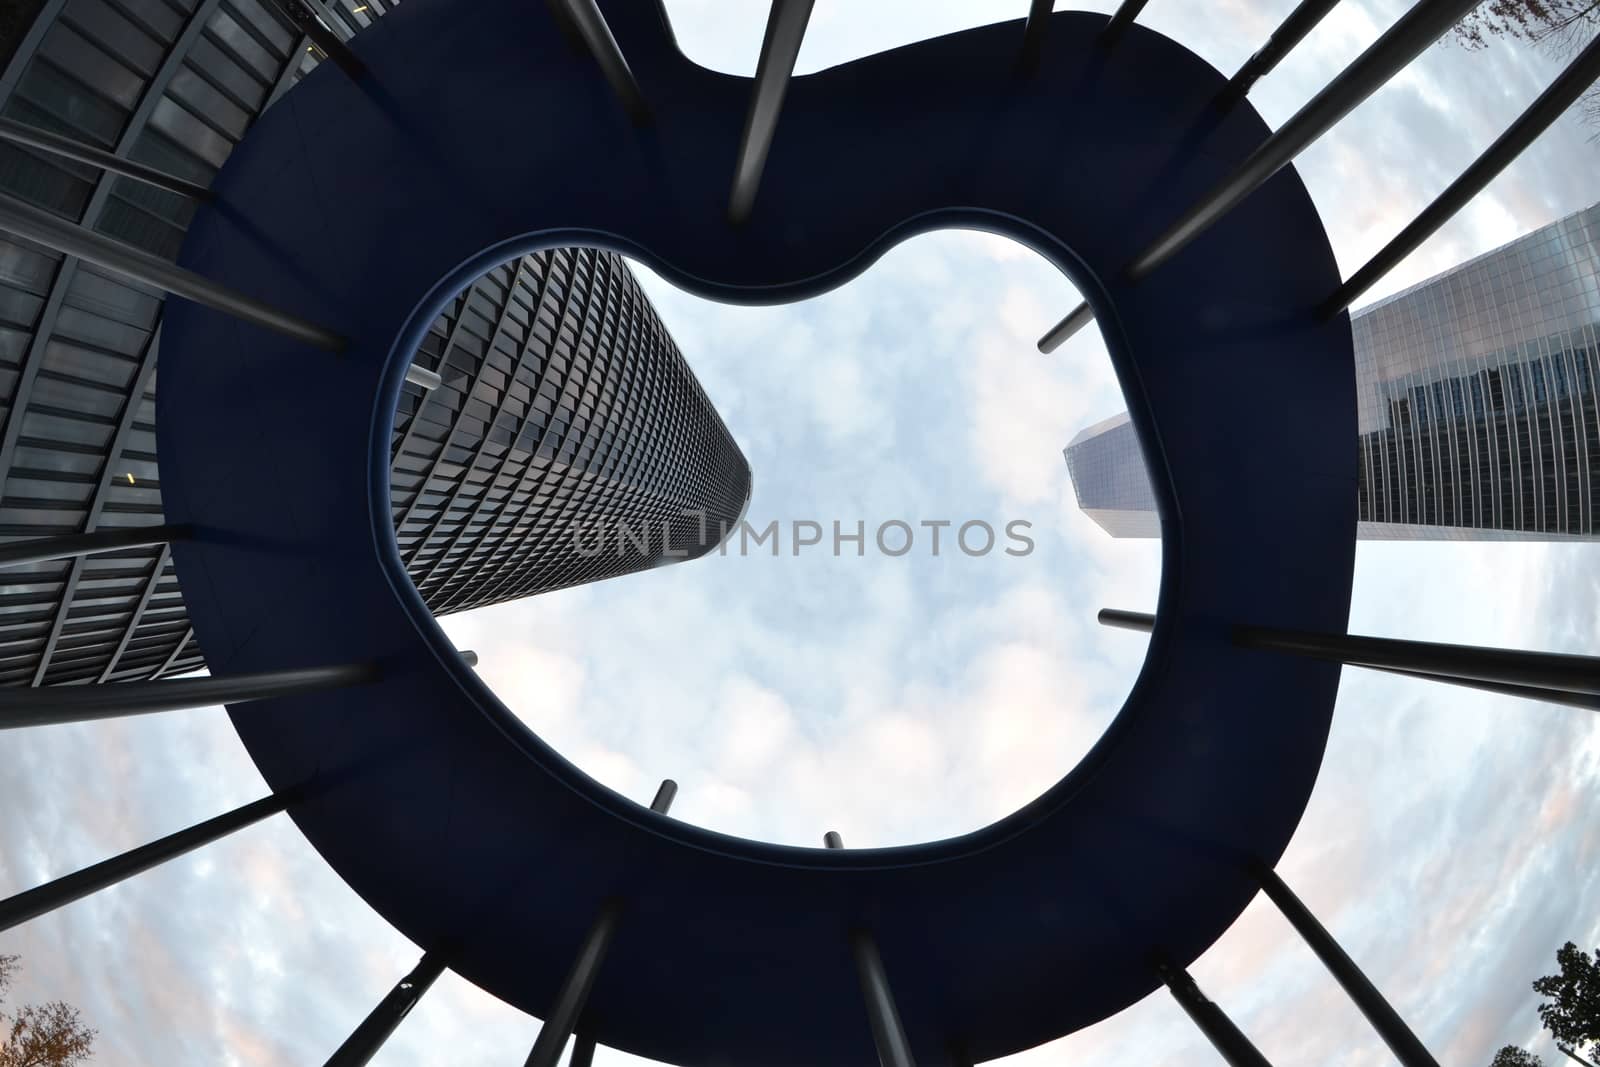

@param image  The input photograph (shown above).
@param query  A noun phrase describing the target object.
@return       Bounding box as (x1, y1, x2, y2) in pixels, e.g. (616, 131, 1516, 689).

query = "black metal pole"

(1018, 0, 1053, 74)
(1102, 0, 1152, 44)
(1223, 0, 1344, 101)
(1096, 608, 1600, 708)
(568, 1034, 597, 1067)
(324, 951, 449, 1067)
(549, 0, 650, 124)
(524, 780, 676, 1067)
(0, 523, 189, 569)
(1127, 0, 1481, 280)
(1253, 865, 1440, 1067)
(0, 191, 346, 352)
(1324, 31, 1600, 314)
(727, 0, 815, 224)
(0, 660, 380, 730)
(0, 793, 288, 932)
(265, 0, 365, 78)
(0, 119, 214, 200)
(825, 831, 917, 1067)
(1159, 963, 1275, 1067)
(1036, 300, 1094, 354)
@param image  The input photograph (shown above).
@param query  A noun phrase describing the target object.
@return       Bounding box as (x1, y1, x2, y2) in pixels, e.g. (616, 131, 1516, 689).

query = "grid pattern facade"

(0, 0, 747, 685)
(1064, 203, 1600, 542)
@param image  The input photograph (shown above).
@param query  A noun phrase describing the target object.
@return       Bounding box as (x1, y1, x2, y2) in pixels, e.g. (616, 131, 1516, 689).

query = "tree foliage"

(1452, 0, 1600, 125)
(1534, 942, 1600, 1053)
(1491, 1046, 1546, 1067)
(0, 955, 96, 1067)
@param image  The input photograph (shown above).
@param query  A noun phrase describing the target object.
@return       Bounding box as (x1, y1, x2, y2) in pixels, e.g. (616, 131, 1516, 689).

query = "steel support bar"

(1127, 0, 1480, 280)
(324, 951, 449, 1067)
(265, 0, 365, 78)
(0, 118, 213, 200)
(825, 831, 917, 1067)
(1557, 1046, 1599, 1067)
(1160, 964, 1274, 1067)
(1254, 865, 1439, 1067)
(1103, 0, 1152, 43)
(0, 523, 188, 570)
(1325, 31, 1600, 314)
(569, 1035, 597, 1067)
(460, 649, 479, 667)
(0, 660, 380, 730)
(1037, 300, 1094, 353)
(551, 0, 650, 123)
(1097, 608, 1600, 705)
(524, 780, 675, 1067)
(405, 364, 442, 391)
(0, 793, 288, 932)
(0, 191, 345, 352)
(523, 905, 622, 1067)
(1224, 0, 1343, 100)
(727, 0, 815, 224)
(1019, 0, 1054, 73)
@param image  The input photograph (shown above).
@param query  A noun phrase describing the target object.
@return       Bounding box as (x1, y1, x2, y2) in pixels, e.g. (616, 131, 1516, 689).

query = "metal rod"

(727, 0, 815, 224)
(265, 0, 365, 78)
(1253, 865, 1440, 1067)
(1037, 300, 1094, 353)
(0, 523, 188, 570)
(650, 778, 677, 814)
(825, 831, 917, 1067)
(524, 905, 622, 1067)
(1223, 0, 1344, 101)
(569, 1035, 597, 1067)
(0, 191, 345, 352)
(1018, 0, 1054, 74)
(1324, 30, 1600, 315)
(1127, 0, 1480, 281)
(1557, 1046, 1600, 1067)
(0, 793, 288, 932)
(0, 661, 380, 730)
(460, 649, 479, 667)
(324, 951, 448, 1067)
(405, 364, 442, 391)
(1097, 608, 1600, 705)
(0, 118, 214, 200)
(550, 0, 650, 124)
(1159, 963, 1274, 1067)
(1102, 0, 1152, 43)
(850, 930, 917, 1067)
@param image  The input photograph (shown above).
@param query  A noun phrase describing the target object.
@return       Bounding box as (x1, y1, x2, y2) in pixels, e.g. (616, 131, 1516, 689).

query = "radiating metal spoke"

(1102, 0, 1152, 44)
(1159, 962, 1274, 1067)
(1223, 0, 1343, 101)
(1019, 0, 1054, 73)
(324, 950, 449, 1067)
(0, 523, 188, 570)
(0, 661, 380, 729)
(404, 363, 443, 391)
(549, 0, 650, 123)
(0, 793, 289, 932)
(1097, 608, 1600, 705)
(0, 191, 346, 352)
(1325, 30, 1600, 315)
(1036, 300, 1094, 353)
(825, 831, 918, 1067)
(728, 0, 815, 224)
(1127, 0, 1481, 281)
(0, 118, 214, 200)
(1253, 865, 1440, 1067)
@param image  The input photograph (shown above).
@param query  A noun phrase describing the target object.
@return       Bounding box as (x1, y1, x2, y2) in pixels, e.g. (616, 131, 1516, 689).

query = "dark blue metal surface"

(155, 4, 1356, 1064)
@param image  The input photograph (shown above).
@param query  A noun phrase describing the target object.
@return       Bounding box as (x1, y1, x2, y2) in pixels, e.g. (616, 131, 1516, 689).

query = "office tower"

(1065, 202, 1600, 540)
(0, 0, 747, 685)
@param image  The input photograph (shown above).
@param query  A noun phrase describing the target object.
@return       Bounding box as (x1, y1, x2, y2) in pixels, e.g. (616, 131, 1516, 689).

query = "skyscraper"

(1065, 202, 1600, 540)
(0, 0, 748, 685)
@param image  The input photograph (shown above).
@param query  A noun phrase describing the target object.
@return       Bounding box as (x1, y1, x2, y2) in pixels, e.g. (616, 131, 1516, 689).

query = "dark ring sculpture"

(156, 2, 1356, 1064)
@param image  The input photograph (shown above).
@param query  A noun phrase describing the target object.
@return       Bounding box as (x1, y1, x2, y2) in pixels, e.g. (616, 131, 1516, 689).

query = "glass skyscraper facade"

(1065, 202, 1600, 542)
(0, 0, 748, 685)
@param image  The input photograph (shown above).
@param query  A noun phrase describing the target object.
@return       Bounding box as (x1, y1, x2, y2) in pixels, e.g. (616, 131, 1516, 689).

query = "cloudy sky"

(2, 1, 1599, 1065)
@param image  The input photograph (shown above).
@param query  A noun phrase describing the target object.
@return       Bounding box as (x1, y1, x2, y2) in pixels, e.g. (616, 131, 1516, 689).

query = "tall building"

(0, 0, 748, 685)
(1065, 202, 1600, 540)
